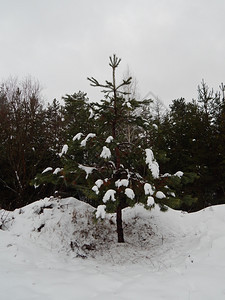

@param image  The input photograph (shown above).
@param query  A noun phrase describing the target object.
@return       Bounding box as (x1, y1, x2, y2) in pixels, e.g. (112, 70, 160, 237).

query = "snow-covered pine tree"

(58, 55, 174, 243)
(35, 55, 184, 243)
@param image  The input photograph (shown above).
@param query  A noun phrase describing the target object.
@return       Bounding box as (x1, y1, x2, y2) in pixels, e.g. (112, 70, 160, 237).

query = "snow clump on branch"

(105, 136, 114, 143)
(115, 179, 129, 188)
(80, 133, 96, 147)
(59, 144, 68, 157)
(147, 196, 155, 207)
(95, 205, 106, 219)
(100, 146, 111, 159)
(125, 188, 135, 200)
(92, 186, 99, 195)
(72, 132, 83, 141)
(145, 149, 159, 179)
(78, 164, 95, 179)
(156, 191, 166, 199)
(174, 171, 184, 178)
(102, 189, 116, 203)
(42, 167, 53, 174)
(53, 168, 62, 175)
(95, 179, 104, 188)
(92, 179, 104, 195)
(144, 183, 154, 195)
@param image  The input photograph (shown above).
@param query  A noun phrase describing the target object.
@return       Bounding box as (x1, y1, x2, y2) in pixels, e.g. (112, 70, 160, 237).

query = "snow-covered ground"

(0, 197, 225, 300)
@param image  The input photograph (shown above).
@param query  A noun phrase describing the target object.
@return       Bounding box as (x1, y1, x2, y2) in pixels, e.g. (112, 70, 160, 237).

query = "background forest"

(0, 62, 224, 213)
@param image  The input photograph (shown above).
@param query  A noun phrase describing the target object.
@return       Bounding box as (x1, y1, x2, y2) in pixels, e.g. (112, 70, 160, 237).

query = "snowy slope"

(0, 197, 225, 300)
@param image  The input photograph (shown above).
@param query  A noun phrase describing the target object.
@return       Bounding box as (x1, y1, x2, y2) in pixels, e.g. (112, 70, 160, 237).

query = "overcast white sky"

(0, 0, 225, 106)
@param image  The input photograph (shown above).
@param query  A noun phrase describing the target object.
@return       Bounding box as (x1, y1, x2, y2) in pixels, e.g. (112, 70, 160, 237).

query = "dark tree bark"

(116, 203, 124, 243)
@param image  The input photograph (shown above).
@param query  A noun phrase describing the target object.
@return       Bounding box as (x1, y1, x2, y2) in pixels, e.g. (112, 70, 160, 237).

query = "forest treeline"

(0, 70, 225, 212)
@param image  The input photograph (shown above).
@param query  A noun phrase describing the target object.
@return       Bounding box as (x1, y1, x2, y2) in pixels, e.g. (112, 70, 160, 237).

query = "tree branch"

(0, 177, 18, 194)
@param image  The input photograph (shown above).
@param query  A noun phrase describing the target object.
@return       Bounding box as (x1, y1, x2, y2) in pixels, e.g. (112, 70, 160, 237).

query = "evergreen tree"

(210, 83, 225, 203)
(156, 83, 225, 211)
(38, 55, 185, 243)
(63, 91, 94, 139)
(151, 98, 201, 210)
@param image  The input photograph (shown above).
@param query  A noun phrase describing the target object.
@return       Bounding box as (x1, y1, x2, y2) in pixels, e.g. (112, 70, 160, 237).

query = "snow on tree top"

(144, 183, 154, 195)
(102, 189, 116, 203)
(105, 136, 114, 143)
(42, 167, 53, 174)
(156, 191, 166, 199)
(145, 149, 159, 179)
(78, 164, 95, 179)
(100, 146, 111, 159)
(72, 133, 83, 141)
(115, 179, 129, 188)
(59, 144, 68, 157)
(125, 188, 135, 200)
(80, 133, 96, 147)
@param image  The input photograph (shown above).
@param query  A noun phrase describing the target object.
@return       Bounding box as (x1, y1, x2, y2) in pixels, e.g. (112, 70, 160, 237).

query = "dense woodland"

(0, 56, 225, 217)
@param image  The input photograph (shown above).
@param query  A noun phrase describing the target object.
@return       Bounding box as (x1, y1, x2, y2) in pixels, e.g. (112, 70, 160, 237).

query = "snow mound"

(0, 197, 174, 264)
(1, 198, 225, 269)
(1, 199, 225, 299)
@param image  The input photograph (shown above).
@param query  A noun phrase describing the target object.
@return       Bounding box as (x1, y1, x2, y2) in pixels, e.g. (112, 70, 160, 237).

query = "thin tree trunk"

(116, 204, 124, 243)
